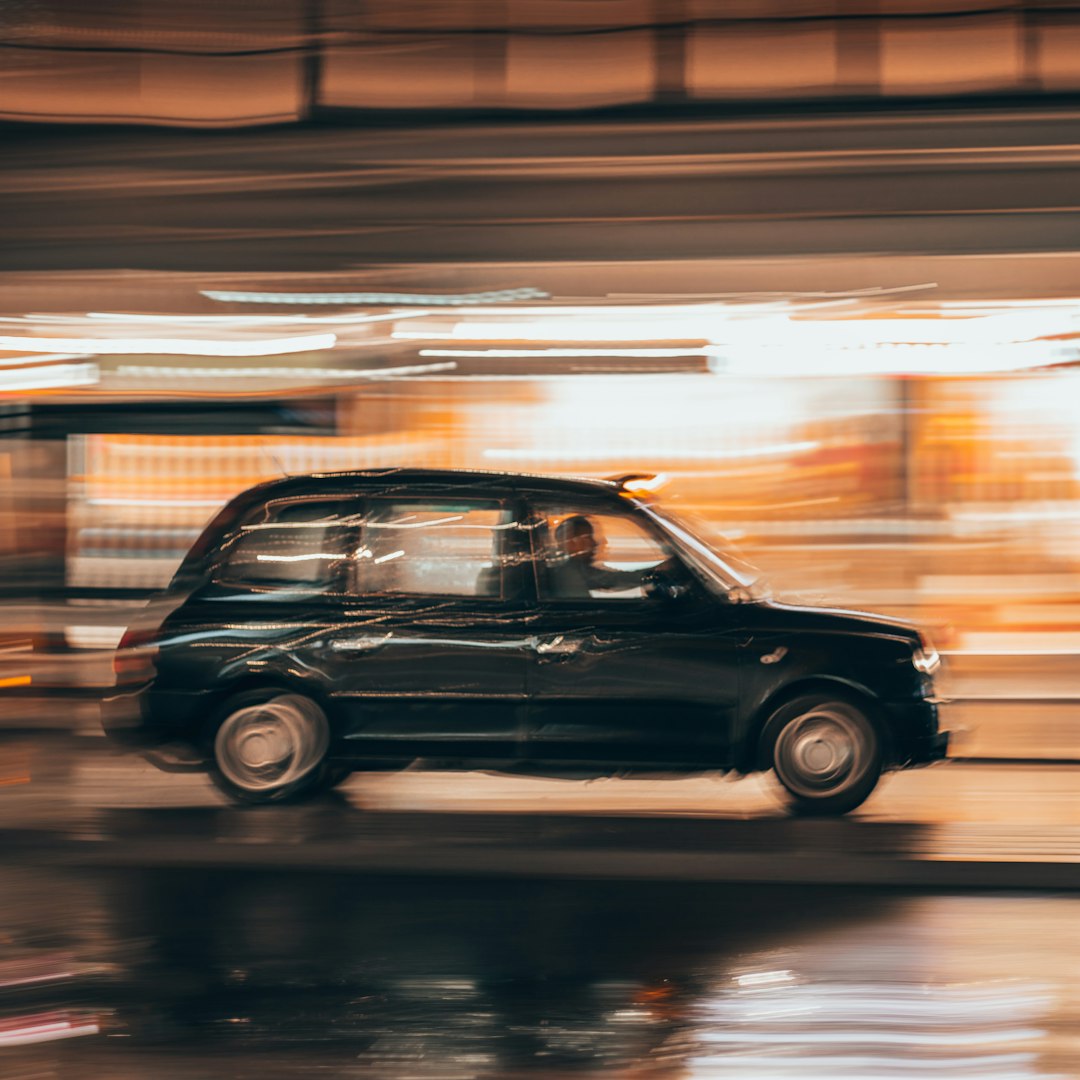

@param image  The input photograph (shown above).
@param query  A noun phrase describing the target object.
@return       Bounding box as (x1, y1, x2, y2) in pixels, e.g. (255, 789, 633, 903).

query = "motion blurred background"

(3, 0, 1080, 123)
(5, 1, 1080, 1076)
(7, 11, 1080, 751)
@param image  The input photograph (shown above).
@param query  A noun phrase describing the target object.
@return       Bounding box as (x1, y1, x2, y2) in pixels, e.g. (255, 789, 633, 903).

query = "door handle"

(332, 633, 391, 653)
(535, 635, 580, 657)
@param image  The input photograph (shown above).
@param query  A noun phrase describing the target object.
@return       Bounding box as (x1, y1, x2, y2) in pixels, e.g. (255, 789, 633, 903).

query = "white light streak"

(373, 550, 405, 564)
(0, 334, 337, 357)
(0, 1019, 100, 1047)
(482, 442, 818, 462)
(113, 361, 456, 380)
(0, 352, 91, 366)
(367, 515, 464, 530)
(256, 553, 341, 563)
(687, 1051, 1037, 1074)
(201, 288, 548, 306)
(87, 498, 225, 508)
(735, 970, 795, 987)
(86, 310, 430, 326)
(419, 347, 711, 358)
(715, 342, 1069, 377)
(696, 1027, 1042, 1046)
(0, 363, 99, 391)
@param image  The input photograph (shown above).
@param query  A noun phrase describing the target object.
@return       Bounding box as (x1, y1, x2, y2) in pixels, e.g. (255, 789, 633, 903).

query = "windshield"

(638, 503, 771, 601)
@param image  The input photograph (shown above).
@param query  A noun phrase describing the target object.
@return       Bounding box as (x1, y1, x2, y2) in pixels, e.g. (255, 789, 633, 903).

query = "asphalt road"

(3, 744, 1080, 889)
(4, 865, 1079, 1076)
(3, 742, 1080, 1074)
(6, 106, 1080, 273)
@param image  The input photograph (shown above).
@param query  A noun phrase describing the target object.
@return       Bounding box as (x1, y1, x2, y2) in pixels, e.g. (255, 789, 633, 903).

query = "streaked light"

(202, 288, 549, 306)
(419, 347, 711, 358)
(87, 498, 226, 508)
(735, 970, 795, 987)
(373, 550, 405, 564)
(256, 553, 341, 563)
(0, 334, 337, 357)
(715, 342, 1069, 377)
(618, 472, 669, 493)
(0, 1016, 100, 1047)
(0, 352, 91, 366)
(86, 310, 429, 326)
(483, 442, 818, 462)
(696, 1027, 1042, 1045)
(113, 361, 456, 380)
(0, 363, 99, 391)
(688, 1051, 1037, 1073)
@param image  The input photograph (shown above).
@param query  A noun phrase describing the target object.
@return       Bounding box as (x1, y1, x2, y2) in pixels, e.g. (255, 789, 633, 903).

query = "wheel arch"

(742, 675, 891, 773)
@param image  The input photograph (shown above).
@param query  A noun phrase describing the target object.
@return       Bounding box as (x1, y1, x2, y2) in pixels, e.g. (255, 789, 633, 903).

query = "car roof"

(174, 468, 654, 587)
(242, 467, 626, 502)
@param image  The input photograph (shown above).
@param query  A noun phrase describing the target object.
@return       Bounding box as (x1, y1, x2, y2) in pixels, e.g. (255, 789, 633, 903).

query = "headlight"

(913, 641, 940, 675)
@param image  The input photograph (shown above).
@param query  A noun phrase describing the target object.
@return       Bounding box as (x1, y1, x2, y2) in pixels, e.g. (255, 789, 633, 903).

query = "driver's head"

(555, 515, 599, 562)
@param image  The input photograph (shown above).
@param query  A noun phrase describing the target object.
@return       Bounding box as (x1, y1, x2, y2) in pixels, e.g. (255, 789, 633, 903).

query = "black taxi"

(105, 468, 948, 814)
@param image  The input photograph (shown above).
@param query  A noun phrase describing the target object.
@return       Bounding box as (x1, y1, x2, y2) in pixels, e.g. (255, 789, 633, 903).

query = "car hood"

(743, 599, 924, 646)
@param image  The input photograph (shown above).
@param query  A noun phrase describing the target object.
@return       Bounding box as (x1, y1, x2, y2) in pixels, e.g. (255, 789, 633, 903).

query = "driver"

(550, 515, 659, 598)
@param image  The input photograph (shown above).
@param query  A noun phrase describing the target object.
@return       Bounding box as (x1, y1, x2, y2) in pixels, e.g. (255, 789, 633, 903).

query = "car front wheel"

(209, 691, 331, 805)
(768, 693, 882, 816)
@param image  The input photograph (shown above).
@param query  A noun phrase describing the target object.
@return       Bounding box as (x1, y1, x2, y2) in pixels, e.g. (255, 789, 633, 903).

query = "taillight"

(113, 627, 159, 686)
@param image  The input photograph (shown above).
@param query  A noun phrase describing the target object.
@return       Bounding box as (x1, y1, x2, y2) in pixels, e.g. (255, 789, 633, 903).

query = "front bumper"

(882, 698, 950, 766)
(912, 728, 950, 764)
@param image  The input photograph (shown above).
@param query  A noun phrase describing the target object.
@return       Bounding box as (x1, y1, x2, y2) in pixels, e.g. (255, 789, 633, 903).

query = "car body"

(104, 468, 948, 813)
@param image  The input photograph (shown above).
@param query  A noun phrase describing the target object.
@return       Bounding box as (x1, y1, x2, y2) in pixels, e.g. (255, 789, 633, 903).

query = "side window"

(217, 499, 359, 590)
(353, 501, 518, 599)
(533, 506, 673, 601)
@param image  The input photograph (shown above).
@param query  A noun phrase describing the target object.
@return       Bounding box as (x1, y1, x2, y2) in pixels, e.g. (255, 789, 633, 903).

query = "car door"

(324, 493, 533, 762)
(522, 498, 739, 768)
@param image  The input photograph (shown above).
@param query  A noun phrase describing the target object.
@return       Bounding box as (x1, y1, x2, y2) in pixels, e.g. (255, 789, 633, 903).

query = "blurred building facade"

(3, 1, 1080, 125)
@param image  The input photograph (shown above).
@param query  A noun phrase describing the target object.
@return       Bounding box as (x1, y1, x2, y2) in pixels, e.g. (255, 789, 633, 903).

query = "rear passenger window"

(353, 502, 516, 599)
(218, 499, 359, 589)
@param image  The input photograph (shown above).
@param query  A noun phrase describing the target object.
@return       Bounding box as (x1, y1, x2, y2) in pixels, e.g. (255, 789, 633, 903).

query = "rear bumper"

(102, 684, 210, 749)
(101, 685, 160, 750)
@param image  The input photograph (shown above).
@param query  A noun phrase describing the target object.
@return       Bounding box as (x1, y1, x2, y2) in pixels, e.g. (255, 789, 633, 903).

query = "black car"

(105, 468, 948, 815)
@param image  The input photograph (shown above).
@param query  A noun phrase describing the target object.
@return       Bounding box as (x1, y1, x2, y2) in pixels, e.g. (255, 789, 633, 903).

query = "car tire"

(768, 692, 882, 817)
(208, 690, 332, 805)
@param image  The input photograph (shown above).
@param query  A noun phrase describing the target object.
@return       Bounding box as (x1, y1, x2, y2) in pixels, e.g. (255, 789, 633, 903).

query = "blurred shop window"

(355, 502, 516, 599)
(218, 499, 359, 589)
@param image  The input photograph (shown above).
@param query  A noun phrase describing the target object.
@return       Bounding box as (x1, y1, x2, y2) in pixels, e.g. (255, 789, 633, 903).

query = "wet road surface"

(3, 744, 1080, 887)
(3, 868, 1079, 1077)
(3, 742, 1080, 1074)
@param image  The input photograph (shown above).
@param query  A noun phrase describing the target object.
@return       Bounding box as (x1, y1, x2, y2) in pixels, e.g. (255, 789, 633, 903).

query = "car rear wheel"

(209, 691, 331, 805)
(769, 693, 882, 816)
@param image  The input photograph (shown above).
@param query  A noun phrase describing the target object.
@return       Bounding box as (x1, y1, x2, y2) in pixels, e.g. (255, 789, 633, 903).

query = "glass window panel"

(355, 502, 515, 598)
(218, 499, 359, 588)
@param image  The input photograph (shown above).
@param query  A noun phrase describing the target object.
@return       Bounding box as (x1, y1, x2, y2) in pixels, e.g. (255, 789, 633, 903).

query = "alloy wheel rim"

(215, 695, 328, 793)
(774, 704, 871, 800)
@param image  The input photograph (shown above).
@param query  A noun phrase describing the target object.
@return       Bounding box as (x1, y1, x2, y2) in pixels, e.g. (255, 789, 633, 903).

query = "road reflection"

(3, 866, 1074, 1076)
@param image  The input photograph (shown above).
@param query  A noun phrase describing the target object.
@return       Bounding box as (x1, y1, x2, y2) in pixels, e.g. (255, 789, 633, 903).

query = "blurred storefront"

(3, 287, 1080, 659)
(31, 363, 1080, 654)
